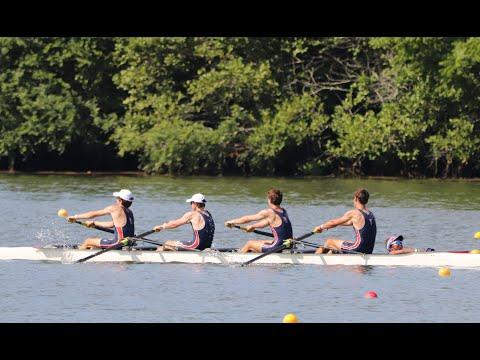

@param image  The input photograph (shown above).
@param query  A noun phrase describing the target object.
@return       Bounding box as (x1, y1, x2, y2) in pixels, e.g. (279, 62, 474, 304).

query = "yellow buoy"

(438, 267, 451, 277)
(474, 232, 480, 239)
(282, 313, 299, 323)
(470, 249, 480, 254)
(57, 209, 68, 218)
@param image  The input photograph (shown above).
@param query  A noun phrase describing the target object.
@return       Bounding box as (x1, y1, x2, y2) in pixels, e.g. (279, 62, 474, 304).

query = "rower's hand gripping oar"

(240, 231, 316, 267)
(226, 223, 274, 238)
(75, 229, 156, 263)
(60, 208, 160, 245)
(58, 209, 114, 234)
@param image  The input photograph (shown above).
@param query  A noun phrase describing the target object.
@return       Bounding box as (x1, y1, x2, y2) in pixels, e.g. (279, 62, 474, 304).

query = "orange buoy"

(438, 267, 451, 277)
(282, 313, 299, 323)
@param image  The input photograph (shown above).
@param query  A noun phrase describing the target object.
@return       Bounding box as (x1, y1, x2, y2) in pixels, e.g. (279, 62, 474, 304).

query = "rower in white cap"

(68, 189, 135, 250)
(154, 193, 215, 251)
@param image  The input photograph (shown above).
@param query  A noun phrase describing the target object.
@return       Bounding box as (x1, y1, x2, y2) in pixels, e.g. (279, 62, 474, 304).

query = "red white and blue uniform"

(100, 206, 135, 248)
(341, 209, 376, 254)
(261, 208, 293, 253)
(178, 210, 215, 251)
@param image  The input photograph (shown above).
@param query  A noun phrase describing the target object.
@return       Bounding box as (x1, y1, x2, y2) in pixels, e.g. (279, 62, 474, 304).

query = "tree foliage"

(1, 37, 480, 177)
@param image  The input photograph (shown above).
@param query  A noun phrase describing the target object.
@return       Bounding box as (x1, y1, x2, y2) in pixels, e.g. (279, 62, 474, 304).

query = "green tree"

(0, 37, 121, 170)
(246, 94, 329, 174)
(426, 118, 479, 177)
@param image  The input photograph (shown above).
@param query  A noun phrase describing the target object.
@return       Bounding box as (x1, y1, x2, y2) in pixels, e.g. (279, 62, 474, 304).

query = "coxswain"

(385, 235, 434, 254)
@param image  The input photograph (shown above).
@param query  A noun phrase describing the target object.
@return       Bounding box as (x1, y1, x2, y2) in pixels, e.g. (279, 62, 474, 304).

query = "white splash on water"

(34, 223, 73, 247)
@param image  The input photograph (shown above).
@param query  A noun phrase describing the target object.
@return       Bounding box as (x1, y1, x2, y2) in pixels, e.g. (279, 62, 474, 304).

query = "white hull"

(0, 247, 479, 267)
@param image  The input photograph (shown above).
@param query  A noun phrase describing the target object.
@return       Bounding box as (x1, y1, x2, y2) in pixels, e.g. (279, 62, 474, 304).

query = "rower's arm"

(227, 210, 268, 225)
(158, 212, 193, 230)
(71, 206, 113, 220)
(92, 220, 114, 228)
(317, 211, 354, 231)
(249, 217, 271, 230)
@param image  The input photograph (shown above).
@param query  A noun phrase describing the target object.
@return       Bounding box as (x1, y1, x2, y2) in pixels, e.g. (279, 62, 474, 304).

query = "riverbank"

(2, 170, 480, 182)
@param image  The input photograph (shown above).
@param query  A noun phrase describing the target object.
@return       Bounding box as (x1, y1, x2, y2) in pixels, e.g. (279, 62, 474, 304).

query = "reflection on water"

(318, 265, 375, 276)
(352, 265, 375, 275)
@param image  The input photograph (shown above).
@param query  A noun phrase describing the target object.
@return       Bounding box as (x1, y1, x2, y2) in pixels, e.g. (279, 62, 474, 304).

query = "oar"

(129, 237, 201, 252)
(227, 224, 274, 238)
(75, 229, 156, 263)
(291, 237, 367, 255)
(59, 209, 160, 243)
(240, 243, 289, 267)
(132, 237, 163, 247)
(58, 209, 114, 234)
(241, 232, 316, 267)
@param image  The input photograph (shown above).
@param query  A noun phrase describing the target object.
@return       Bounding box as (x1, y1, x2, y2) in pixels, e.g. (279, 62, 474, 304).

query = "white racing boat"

(0, 246, 479, 267)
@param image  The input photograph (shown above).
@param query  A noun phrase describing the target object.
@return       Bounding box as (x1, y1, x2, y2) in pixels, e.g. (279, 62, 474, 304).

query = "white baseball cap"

(186, 193, 207, 204)
(113, 189, 134, 202)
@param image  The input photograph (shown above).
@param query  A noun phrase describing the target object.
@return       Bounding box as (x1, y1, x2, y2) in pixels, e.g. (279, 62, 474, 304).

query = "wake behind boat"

(1, 246, 480, 267)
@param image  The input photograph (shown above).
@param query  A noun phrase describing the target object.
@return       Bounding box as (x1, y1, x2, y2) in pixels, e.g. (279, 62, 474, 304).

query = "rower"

(68, 189, 135, 250)
(154, 193, 215, 251)
(225, 189, 293, 253)
(313, 188, 376, 254)
(386, 235, 435, 254)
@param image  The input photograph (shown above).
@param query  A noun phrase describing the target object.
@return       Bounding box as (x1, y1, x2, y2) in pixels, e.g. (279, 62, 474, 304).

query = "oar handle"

(230, 224, 274, 238)
(295, 232, 315, 242)
(73, 220, 114, 234)
(136, 229, 156, 238)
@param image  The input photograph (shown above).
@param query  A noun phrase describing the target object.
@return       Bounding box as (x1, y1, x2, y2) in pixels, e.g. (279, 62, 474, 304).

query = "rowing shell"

(0, 247, 480, 267)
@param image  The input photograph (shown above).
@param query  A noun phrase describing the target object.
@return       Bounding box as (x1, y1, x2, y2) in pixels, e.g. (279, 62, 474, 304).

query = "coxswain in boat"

(154, 193, 215, 251)
(385, 235, 435, 254)
(313, 188, 376, 254)
(68, 189, 135, 250)
(225, 189, 293, 253)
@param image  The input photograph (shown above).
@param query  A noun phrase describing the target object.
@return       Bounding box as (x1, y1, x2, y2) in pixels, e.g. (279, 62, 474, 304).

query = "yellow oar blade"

(474, 231, 480, 239)
(57, 209, 69, 218)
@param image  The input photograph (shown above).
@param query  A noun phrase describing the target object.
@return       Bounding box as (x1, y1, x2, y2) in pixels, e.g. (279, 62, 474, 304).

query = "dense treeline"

(1, 37, 479, 177)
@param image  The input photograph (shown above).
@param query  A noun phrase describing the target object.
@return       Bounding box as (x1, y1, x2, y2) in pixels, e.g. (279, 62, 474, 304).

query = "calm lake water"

(1, 174, 480, 322)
